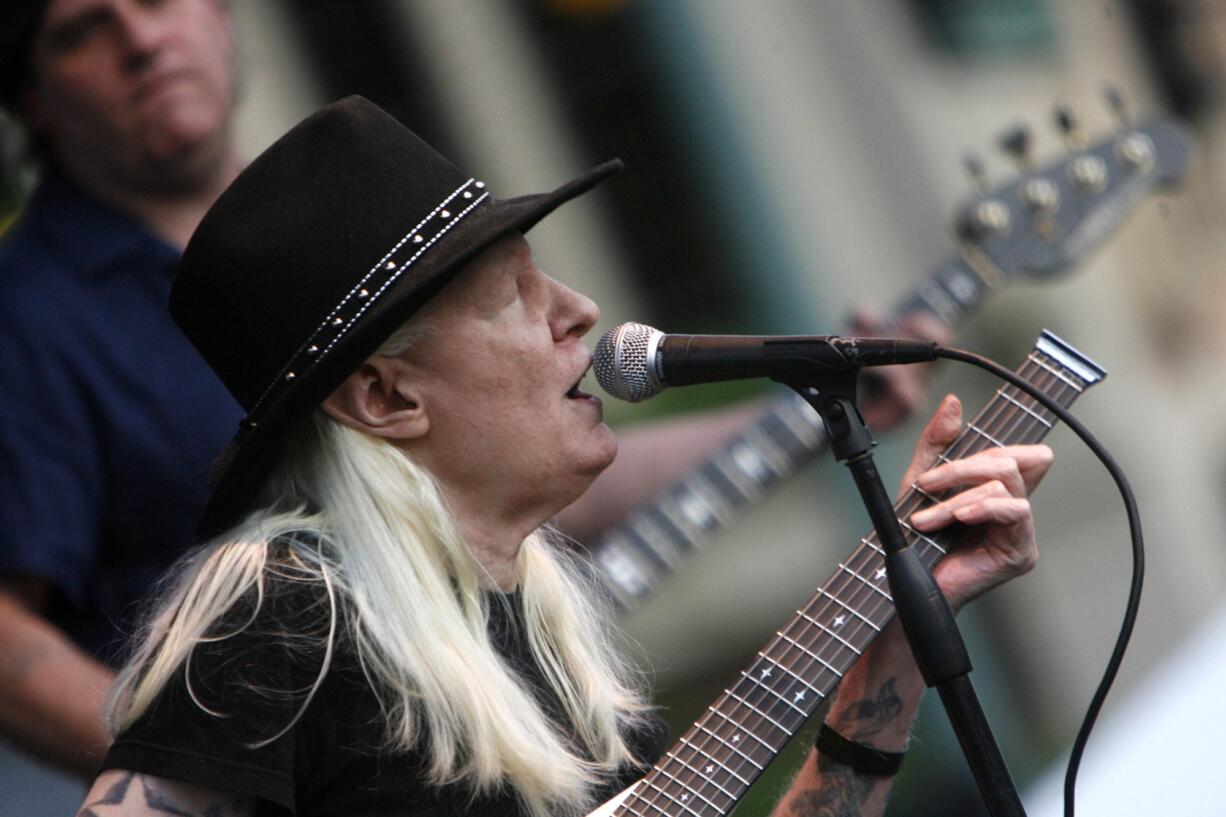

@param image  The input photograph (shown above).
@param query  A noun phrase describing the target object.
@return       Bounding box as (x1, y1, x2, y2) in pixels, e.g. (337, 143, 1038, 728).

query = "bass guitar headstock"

(955, 92, 1194, 281)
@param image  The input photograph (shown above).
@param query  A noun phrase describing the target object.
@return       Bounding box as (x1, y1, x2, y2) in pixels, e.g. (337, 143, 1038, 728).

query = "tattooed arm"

(773, 396, 1052, 817)
(76, 770, 254, 817)
(771, 620, 923, 817)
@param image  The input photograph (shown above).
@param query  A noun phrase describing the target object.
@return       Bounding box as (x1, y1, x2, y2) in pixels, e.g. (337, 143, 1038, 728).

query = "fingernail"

(911, 507, 935, 526)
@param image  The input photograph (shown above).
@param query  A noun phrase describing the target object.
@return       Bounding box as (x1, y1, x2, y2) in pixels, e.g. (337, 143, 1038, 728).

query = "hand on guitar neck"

(773, 394, 1052, 817)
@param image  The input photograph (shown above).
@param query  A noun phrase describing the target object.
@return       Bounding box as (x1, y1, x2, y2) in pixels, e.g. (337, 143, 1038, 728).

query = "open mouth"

(565, 368, 594, 400)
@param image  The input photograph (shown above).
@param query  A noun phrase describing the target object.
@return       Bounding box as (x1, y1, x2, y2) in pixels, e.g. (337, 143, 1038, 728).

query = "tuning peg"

(963, 151, 990, 193)
(1104, 84, 1130, 125)
(1053, 103, 1086, 150)
(999, 123, 1034, 168)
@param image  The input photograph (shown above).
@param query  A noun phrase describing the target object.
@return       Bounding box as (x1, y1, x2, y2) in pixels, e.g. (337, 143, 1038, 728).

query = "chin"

(586, 425, 618, 473)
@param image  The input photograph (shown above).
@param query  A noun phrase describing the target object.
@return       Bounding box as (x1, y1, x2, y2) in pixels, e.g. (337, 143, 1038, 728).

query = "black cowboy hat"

(173, 95, 621, 540)
(0, 0, 50, 110)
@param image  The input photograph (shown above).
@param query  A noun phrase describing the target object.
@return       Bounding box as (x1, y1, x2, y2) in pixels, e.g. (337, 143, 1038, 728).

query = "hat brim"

(195, 158, 623, 541)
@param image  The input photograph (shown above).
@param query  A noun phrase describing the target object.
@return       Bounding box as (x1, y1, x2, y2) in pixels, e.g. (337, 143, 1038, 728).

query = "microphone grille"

(594, 322, 663, 402)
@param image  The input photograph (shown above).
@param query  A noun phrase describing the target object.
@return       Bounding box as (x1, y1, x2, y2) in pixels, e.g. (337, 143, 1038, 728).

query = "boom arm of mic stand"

(780, 370, 1027, 817)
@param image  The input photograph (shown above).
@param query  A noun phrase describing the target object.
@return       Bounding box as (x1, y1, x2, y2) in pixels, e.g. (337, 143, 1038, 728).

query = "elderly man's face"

(403, 234, 616, 520)
(25, 0, 235, 189)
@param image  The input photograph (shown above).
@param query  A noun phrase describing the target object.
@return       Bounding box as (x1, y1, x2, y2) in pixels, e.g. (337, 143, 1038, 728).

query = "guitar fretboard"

(591, 255, 993, 609)
(611, 331, 1105, 817)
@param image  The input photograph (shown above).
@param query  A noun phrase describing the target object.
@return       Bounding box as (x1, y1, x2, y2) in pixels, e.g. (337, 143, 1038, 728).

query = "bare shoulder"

(77, 770, 254, 817)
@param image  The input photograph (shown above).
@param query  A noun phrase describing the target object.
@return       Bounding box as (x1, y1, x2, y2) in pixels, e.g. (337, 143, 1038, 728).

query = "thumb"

(899, 394, 962, 491)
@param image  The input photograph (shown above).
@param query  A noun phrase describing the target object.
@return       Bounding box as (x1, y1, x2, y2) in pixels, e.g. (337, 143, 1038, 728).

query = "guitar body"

(587, 783, 639, 817)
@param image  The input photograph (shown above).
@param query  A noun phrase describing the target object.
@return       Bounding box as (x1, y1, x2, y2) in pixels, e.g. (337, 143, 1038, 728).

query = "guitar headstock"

(955, 98, 1194, 281)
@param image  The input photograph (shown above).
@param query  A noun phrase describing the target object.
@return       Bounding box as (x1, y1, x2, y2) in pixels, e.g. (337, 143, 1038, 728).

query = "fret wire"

(858, 536, 885, 556)
(674, 722, 773, 789)
(967, 421, 1006, 448)
(654, 500, 708, 552)
(759, 404, 820, 460)
(676, 737, 752, 788)
(739, 424, 794, 476)
(697, 460, 751, 511)
(721, 688, 795, 737)
(836, 563, 892, 600)
(702, 706, 775, 753)
(896, 521, 946, 553)
(774, 396, 825, 448)
(735, 670, 810, 717)
(616, 776, 666, 817)
(682, 472, 735, 526)
(817, 589, 881, 630)
(1027, 353, 1084, 392)
(638, 771, 712, 817)
(795, 610, 861, 655)
(771, 630, 846, 681)
(755, 645, 842, 706)
(657, 754, 738, 810)
(692, 723, 765, 770)
(611, 792, 653, 817)
(711, 450, 767, 502)
(751, 650, 823, 693)
(997, 388, 1053, 427)
(624, 516, 682, 569)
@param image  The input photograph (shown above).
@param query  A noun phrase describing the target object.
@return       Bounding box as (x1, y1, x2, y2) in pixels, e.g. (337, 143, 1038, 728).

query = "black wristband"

(816, 723, 906, 776)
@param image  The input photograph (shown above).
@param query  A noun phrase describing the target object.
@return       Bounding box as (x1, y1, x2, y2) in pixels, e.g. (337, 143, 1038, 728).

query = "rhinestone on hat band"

(240, 178, 490, 429)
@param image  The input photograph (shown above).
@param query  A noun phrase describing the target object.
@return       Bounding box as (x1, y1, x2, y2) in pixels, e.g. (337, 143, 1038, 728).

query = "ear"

(321, 357, 429, 441)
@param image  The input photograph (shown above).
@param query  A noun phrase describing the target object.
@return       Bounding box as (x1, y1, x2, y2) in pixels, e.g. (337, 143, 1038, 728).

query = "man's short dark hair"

(1, 1, 51, 114)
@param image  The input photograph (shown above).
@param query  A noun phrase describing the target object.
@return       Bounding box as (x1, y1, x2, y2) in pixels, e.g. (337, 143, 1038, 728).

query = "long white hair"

(108, 323, 652, 817)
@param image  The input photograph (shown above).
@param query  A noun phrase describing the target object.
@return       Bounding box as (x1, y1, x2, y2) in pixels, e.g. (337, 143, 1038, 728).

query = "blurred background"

(4, 0, 1226, 814)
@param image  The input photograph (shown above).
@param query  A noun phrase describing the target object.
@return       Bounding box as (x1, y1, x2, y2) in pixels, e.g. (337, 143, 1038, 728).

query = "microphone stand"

(784, 370, 1027, 817)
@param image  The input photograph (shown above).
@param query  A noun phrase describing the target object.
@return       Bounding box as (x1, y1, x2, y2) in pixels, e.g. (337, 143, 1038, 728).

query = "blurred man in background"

(0, 0, 244, 779)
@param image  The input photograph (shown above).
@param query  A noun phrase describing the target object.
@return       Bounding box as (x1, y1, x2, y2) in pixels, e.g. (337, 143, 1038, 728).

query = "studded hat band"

(239, 178, 491, 429)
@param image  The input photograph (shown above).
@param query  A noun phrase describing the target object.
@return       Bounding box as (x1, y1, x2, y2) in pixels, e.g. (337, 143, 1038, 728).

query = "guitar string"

(700, 364, 1069, 794)
(619, 360, 1072, 817)
(662, 370, 1073, 814)
(685, 368, 1070, 817)
(618, 355, 1082, 817)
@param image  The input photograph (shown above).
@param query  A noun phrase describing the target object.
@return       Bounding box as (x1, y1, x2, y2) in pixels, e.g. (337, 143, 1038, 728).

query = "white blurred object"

(1026, 602, 1226, 816)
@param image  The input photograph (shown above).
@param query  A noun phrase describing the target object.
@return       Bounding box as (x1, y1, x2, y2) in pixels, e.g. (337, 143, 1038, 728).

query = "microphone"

(593, 322, 937, 402)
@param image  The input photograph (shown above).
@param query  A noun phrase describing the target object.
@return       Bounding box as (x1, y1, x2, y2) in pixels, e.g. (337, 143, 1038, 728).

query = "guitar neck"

(590, 254, 994, 609)
(609, 331, 1106, 817)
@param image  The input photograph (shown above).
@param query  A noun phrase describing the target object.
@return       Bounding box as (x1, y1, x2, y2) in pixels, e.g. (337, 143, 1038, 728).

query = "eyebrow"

(41, 6, 114, 53)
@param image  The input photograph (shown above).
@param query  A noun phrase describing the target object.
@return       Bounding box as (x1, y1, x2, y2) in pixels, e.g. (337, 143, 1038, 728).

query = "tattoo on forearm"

(789, 761, 874, 817)
(77, 771, 250, 817)
(835, 676, 903, 741)
(787, 677, 905, 817)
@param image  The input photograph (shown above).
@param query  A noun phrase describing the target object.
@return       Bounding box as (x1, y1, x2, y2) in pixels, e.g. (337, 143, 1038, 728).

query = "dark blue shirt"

(0, 171, 241, 664)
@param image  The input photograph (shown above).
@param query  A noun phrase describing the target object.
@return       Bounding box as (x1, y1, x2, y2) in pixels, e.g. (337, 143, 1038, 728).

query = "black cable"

(933, 345, 1144, 817)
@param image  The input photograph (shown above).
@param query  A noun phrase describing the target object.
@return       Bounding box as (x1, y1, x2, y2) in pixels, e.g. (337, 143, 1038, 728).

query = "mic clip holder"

(779, 369, 1027, 817)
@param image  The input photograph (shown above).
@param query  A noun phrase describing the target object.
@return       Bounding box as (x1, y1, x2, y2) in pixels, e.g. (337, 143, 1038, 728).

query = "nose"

(550, 279, 600, 342)
(115, 0, 171, 66)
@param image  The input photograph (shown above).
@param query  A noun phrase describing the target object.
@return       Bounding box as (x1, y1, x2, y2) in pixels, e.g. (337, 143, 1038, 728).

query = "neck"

(106, 153, 242, 250)
(443, 489, 551, 593)
(54, 138, 243, 251)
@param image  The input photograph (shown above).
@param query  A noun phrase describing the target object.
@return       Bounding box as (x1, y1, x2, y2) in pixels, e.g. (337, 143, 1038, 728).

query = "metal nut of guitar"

(969, 199, 1010, 236)
(1021, 178, 1060, 214)
(1116, 132, 1155, 171)
(1069, 154, 1108, 193)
